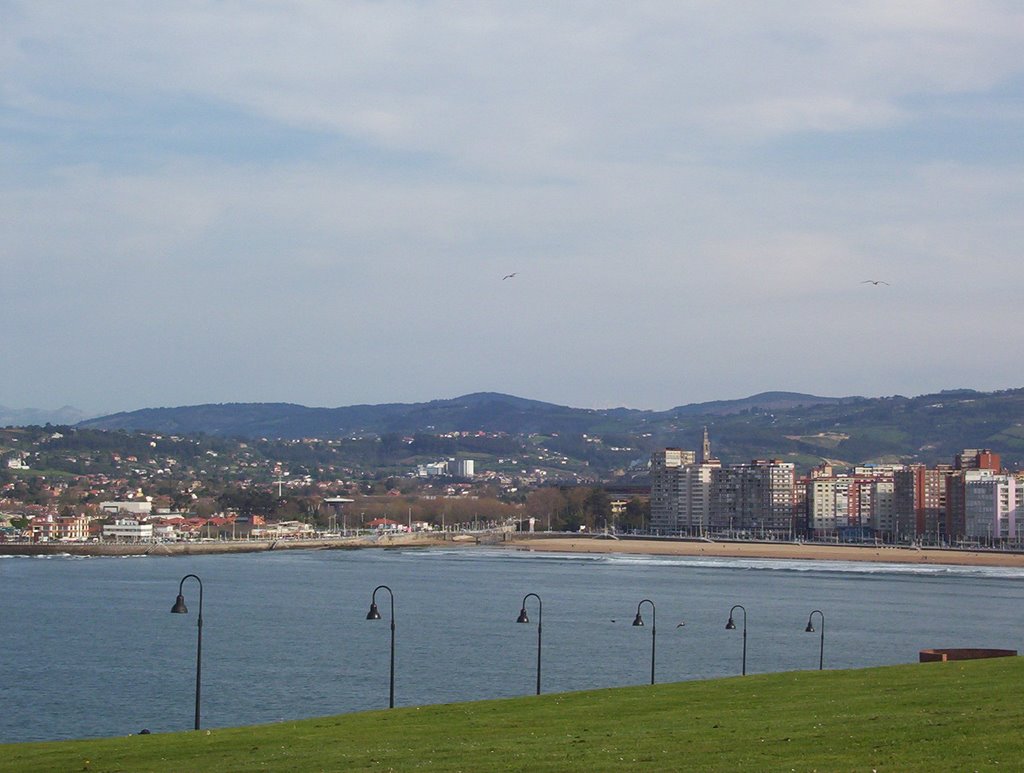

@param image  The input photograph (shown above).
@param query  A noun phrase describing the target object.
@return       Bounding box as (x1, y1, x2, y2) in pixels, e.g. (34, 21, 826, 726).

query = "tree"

(621, 498, 649, 532)
(525, 488, 567, 531)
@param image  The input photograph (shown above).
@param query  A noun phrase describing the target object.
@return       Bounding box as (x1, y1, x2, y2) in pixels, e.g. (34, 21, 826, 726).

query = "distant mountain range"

(76, 391, 848, 438)
(74, 388, 1024, 469)
(0, 405, 91, 427)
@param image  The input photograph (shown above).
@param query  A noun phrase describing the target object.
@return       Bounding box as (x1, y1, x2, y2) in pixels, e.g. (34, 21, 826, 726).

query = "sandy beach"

(503, 535, 1024, 568)
(6, 532, 1024, 568)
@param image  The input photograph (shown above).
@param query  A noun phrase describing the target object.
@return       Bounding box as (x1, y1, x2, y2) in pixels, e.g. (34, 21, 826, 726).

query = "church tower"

(700, 426, 712, 464)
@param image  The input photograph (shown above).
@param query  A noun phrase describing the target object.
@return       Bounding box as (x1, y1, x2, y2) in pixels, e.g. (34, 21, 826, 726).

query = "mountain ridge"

(76, 390, 852, 438)
(67, 387, 1024, 471)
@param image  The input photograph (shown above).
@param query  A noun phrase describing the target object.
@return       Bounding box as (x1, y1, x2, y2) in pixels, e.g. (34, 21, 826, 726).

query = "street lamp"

(170, 573, 204, 730)
(366, 585, 396, 709)
(805, 609, 825, 670)
(725, 604, 747, 676)
(516, 593, 542, 695)
(631, 598, 656, 685)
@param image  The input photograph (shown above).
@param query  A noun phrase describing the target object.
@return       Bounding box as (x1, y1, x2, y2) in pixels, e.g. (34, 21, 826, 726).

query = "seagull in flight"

(502, 272, 517, 280)
(861, 279, 889, 285)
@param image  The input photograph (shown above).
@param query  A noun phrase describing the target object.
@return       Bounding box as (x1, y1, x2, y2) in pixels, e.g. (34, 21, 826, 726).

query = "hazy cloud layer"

(3, 2, 1023, 413)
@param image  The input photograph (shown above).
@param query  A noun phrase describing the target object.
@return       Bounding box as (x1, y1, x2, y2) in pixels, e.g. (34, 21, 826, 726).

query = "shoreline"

(501, 535, 1024, 568)
(0, 532, 468, 557)
(5, 532, 1024, 568)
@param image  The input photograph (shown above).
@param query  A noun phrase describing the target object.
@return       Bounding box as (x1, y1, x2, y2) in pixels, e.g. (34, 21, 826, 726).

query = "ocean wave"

(398, 546, 1024, 580)
(588, 551, 1024, 580)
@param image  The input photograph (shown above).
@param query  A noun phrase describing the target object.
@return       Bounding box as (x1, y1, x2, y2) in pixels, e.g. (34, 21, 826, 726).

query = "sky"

(3, 2, 1023, 416)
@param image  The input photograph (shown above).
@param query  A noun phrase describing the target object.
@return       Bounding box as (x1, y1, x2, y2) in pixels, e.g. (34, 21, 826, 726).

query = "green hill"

(73, 387, 1024, 471)
(4, 657, 1022, 771)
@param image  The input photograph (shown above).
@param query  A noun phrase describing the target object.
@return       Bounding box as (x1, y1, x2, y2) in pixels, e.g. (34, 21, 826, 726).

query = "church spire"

(700, 426, 711, 464)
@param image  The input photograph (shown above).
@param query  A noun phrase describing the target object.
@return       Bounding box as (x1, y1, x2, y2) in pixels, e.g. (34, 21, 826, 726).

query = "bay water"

(2, 547, 1022, 743)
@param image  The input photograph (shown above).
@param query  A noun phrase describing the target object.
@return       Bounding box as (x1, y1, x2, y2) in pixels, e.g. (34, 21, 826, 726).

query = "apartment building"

(962, 470, 1022, 541)
(893, 465, 948, 541)
(709, 459, 795, 535)
(649, 448, 696, 533)
(807, 465, 902, 537)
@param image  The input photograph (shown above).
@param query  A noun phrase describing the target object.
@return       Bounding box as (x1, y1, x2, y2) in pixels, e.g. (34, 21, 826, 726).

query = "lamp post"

(725, 604, 747, 676)
(366, 585, 396, 709)
(631, 598, 656, 685)
(805, 609, 825, 670)
(170, 573, 204, 730)
(516, 593, 542, 695)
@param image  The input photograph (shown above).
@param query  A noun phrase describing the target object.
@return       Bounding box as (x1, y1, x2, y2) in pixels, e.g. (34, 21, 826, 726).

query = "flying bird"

(502, 272, 517, 280)
(861, 279, 889, 285)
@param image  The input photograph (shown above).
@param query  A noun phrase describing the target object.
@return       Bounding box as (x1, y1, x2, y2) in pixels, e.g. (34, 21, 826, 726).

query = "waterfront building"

(649, 434, 720, 534)
(871, 479, 896, 536)
(709, 459, 795, 535)
(893, 465, 948, 542)
(962, 470, 1022, 541)
(649, 448, 696, 533)
(102, 519, 154, 542)
(679, 458, 722, 534)
(29, 513, 90, 542)
(807, 466, 900, 538)
(808, 475, 848, 534)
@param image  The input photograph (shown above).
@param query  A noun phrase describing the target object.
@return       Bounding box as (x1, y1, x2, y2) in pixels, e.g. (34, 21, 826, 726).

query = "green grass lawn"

(5, 658, 1022, 772)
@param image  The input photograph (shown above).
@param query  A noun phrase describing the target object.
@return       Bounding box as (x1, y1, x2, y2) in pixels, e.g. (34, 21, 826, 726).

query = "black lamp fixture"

(805, 609, 825, 671)
(170, 573, 204, 730)
(365, 585, 396, 708)
(725, 604, 748, 676)
(632, 598, 657, 685)
(516, 593, 542, 695)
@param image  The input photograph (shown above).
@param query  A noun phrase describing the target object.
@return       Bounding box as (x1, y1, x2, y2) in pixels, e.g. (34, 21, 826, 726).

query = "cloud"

(2, 2, 1024, 412)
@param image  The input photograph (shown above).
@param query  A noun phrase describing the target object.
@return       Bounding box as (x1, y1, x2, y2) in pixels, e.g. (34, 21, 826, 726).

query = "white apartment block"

(454, 459, 475, 478)
(964, 470, 1022, 540)
(871, 479, 896, 534)
(103, 519, 154, 541)
(679, 462, 721, 533)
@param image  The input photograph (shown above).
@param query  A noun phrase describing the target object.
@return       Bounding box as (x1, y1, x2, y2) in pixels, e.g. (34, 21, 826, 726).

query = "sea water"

(1, 547, 1022, 742)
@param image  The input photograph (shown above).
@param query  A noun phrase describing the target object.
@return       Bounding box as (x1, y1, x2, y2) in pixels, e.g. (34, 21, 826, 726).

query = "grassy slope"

(5, 658, 1022, 772)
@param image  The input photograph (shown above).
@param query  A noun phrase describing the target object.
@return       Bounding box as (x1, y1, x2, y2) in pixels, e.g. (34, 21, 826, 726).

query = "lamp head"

(725, 617, 736, 630)
(171, 594, 188, 614)
(805, 620, 815, 633)
(366, 601, 381, 620)
(632, 612, 644, 627)
(516, 608, 529, 624)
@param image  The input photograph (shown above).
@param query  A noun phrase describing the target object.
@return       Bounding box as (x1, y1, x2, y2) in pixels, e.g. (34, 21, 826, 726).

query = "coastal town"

(2, 421, 1020, 552)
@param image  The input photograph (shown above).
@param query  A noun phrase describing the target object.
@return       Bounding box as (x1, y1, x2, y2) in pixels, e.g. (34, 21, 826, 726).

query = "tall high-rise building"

(679, 457, 722, 534)
(963, 470, 1021, 541)
(893, 465, 948, 541)
(871, 479, 896, 535)
(649, 432, 721, 534)
(710, 459, 795, 534)
(649, 448, 695, 533)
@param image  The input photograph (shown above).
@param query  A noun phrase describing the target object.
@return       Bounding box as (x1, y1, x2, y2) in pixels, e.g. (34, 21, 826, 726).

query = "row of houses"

(9, 506, 319, 543)
(651, 433, 1019, 542)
